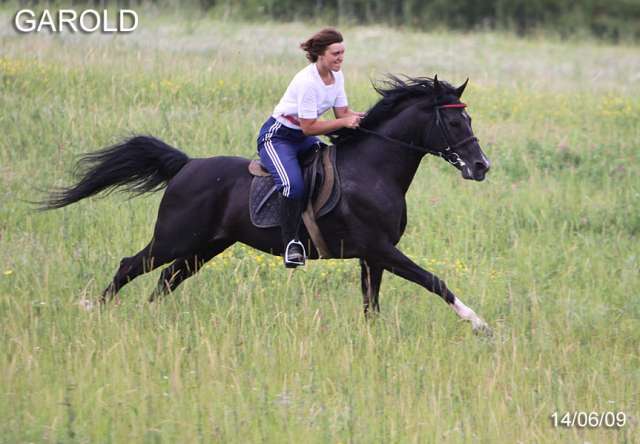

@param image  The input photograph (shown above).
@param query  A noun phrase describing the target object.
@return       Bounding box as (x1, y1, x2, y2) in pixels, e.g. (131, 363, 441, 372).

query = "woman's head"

(300, 28, 344, 68)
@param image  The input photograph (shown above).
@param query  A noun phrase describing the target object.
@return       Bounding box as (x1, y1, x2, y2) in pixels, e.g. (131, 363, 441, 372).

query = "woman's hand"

(342, 114, 362, 129)
(334, 107, 365, 122)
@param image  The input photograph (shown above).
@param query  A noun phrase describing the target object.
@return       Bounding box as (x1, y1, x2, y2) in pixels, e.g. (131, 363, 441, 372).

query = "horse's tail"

(39, 135, 190, 210)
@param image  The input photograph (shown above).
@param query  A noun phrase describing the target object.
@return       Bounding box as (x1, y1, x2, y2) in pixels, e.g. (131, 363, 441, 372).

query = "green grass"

(1, 10, 639, 443)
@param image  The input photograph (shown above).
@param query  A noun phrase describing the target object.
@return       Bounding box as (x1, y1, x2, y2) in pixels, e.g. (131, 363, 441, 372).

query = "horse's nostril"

(475, 161, 489, 171)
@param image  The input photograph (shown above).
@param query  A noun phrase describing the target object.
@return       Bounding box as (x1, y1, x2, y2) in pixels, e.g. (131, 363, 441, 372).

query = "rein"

(356, 127, 439, 155)
(356, 103, 478, 167)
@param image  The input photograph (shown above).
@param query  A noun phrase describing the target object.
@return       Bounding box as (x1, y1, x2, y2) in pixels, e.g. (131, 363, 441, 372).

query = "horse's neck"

(339, 138, 425, 196)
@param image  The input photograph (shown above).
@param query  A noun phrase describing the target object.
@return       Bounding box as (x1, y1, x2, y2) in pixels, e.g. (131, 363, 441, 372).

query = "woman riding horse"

(39, 73, 493, 335)
(256, 28, 363, 268)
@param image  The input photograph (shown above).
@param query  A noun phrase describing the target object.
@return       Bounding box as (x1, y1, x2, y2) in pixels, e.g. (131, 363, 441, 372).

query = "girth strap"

(301, 148, 333, 258)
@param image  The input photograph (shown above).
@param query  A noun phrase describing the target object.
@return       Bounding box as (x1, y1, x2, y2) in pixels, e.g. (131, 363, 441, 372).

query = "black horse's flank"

(41, 75, 492, 334)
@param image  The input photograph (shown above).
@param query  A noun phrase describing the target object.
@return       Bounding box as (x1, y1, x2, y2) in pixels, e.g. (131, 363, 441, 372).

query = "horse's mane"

(329, 75, 459, 145)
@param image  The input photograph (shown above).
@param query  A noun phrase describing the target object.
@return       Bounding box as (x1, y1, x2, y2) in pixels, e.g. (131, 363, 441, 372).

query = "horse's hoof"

(78, 298, 95, 311)
(472, 322, 493, 337)
(364, 310, 380, 321)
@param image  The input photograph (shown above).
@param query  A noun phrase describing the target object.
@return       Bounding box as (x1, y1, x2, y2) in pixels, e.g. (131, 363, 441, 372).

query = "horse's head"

(424, 76, 490, 181)
(349, 75, 490, 181)
(330, 75, 491, 181)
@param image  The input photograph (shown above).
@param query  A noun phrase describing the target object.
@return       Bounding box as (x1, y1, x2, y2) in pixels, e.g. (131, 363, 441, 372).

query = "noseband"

(356, 102, 478, 167)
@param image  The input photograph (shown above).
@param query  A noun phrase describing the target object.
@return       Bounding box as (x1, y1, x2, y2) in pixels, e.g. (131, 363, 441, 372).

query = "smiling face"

(317, 42, 345, 72)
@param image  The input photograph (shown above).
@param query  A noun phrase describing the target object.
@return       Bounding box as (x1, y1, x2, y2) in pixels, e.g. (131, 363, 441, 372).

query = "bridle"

(356, 103, 478, 168)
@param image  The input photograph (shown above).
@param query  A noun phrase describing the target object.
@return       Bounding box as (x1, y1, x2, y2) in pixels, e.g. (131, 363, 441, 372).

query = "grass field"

(1, 8, 639, 443)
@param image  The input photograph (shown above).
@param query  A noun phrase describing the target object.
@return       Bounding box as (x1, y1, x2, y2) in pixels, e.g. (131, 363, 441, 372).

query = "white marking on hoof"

(472, 321, 493, 337)
(78, 298, 94, 311)
(451, 297, 492, 336)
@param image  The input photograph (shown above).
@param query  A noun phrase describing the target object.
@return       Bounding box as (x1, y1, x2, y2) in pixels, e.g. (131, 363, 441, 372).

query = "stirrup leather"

(284, 239, 306, 266)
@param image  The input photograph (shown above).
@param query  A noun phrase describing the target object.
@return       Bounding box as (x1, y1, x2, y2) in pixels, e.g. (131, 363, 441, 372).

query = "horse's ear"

(433, 74, 442, 95)
(455, 78, 469, 98)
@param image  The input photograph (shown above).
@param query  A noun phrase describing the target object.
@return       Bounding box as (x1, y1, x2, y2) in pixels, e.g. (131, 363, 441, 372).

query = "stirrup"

(284, 239, 306, 268)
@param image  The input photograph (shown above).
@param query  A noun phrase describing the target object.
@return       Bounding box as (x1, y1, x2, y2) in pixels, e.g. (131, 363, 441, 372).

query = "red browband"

(439, 103, 467, 109)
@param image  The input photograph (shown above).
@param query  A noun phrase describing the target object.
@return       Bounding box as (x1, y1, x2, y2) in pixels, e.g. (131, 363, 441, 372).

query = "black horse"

(42, 75, 492, 334)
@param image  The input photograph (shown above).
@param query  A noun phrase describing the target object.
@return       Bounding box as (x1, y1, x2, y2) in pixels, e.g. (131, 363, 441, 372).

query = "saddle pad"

(249, 151, 341, 229)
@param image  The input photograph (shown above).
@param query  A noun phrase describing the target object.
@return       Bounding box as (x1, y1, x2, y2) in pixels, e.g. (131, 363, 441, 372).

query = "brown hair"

(300, 28, 343, 63)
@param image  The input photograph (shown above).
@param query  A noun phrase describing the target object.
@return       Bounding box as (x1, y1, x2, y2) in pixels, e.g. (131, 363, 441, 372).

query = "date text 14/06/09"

(551, 411, 626, 428)
(14, 9, 138, 34)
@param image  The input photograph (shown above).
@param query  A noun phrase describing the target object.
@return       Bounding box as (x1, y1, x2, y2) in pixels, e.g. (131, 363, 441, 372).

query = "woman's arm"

(299, 114, 361, 136)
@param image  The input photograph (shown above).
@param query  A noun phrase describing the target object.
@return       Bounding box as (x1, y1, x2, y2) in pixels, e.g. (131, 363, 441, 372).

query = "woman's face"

(318, 42, 345, 72)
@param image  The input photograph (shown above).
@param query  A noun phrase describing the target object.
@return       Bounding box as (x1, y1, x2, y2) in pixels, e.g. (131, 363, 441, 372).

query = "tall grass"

(1, 10, 638, 443)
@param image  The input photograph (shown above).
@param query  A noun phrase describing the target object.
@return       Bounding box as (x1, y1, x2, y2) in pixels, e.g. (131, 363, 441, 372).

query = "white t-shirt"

(272, 63, 348, 129)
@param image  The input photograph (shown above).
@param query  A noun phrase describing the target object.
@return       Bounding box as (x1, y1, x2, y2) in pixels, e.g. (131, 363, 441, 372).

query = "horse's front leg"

(373, 245, 491, 335)
(360, 259, 384, 316)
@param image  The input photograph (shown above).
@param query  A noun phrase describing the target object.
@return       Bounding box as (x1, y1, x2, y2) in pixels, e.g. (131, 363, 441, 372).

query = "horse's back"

(167, 155, 251, 194)
(153, 155, 252, 221)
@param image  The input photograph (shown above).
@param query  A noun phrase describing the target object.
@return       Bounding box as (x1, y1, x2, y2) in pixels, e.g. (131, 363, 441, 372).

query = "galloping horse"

(42, 75, 492, 334)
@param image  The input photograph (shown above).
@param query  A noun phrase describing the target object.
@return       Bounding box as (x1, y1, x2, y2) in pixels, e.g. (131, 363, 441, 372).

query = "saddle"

(248, 144, 341, 258)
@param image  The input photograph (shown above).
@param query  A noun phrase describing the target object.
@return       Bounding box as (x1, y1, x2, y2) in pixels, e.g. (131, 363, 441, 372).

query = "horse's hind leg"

(100, 241, 174, 304)
(149, 240, 235, 302)
(360, 259, 384, 316)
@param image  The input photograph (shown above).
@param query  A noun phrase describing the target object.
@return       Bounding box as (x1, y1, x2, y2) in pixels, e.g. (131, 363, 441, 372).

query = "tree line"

(206, 0, 639, 42)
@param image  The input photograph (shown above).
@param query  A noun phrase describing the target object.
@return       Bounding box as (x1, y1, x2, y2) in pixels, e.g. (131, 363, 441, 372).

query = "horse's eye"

(449, 120, 461, 127)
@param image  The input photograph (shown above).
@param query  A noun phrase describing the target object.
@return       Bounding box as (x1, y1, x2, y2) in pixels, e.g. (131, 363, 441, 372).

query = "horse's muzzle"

(462, 159, 490, 181)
